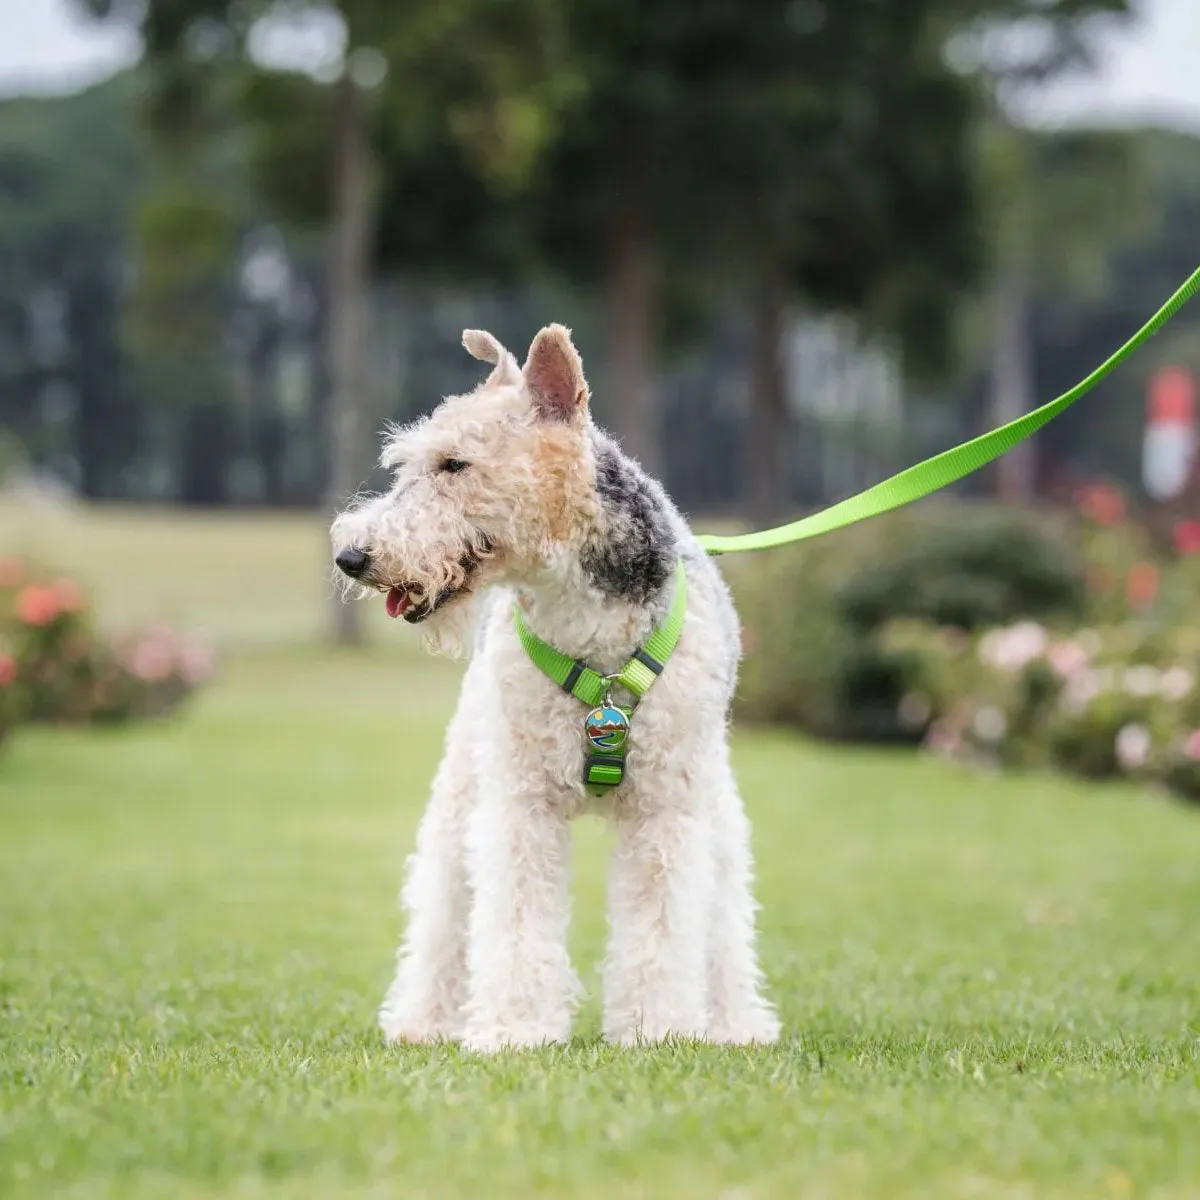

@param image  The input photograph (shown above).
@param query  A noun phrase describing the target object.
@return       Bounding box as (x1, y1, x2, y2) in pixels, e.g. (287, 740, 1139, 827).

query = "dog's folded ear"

(462, 329, 521, 388)
(523, 325, 589, 423)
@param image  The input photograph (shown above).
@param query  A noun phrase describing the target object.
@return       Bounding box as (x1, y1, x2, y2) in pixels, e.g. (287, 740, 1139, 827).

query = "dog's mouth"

(383, 582, 461, 624)
(381, 545, 488, 624)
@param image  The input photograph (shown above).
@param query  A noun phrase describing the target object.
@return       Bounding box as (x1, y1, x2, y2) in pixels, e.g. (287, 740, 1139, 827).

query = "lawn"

(2, 505, 1200, 1198)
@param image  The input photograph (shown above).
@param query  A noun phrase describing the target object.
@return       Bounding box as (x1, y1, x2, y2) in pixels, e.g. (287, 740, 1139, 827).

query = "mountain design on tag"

(584, 705, 629, 751)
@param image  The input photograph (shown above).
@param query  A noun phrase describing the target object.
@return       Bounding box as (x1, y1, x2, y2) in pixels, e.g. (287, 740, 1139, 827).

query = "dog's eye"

(439, 458, 470, 475)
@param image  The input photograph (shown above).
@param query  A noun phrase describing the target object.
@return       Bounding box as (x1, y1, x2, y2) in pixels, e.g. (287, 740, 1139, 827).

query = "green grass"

(3, 505, 1200, 1197)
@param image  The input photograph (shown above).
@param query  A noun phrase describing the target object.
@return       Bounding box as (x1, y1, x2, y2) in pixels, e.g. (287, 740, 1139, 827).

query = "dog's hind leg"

(704, 755, 780, 1045)
(378, 684, 479, 1044)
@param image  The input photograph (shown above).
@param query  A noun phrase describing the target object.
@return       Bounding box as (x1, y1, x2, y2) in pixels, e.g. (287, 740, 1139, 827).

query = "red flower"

(1174, 519, 1200, 557)
(15, 586, 61, 627)
(0, 655, 17, 686)
(1078, 482, 1126, 527)
(1125, 562, 1160, 610)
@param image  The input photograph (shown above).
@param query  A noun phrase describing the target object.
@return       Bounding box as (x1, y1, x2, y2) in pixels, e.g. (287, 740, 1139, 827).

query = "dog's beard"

(417, 589, 478, 659)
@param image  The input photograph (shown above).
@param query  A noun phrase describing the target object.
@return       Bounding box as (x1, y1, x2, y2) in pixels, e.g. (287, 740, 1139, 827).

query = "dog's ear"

(462, 329, 521, 388)
(522, 324, 589, 423)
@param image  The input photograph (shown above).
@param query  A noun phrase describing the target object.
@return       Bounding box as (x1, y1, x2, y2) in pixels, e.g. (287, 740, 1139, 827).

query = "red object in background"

(1148, 366, 1197, 425)
(15, 586, 61, 627)
(1077, 481, 1126, 527)
(1126, 562, 1160, 609)
(1174, 519, 1200, 556)
(1144, 367, 1198, 501)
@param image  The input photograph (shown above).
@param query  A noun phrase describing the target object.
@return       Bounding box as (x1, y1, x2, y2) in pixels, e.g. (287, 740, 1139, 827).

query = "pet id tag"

(584, 704, 630, 752)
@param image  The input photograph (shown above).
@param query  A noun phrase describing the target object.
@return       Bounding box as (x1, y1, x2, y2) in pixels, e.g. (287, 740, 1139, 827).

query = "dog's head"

(330, 324, 598, 653)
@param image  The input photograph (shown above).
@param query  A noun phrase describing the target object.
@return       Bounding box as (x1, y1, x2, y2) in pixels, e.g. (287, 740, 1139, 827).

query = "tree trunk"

(250, 325, 286, 505)
(990, 270, 1036, 502)
(606, 206, 658, 472)
(325, 71, 375, 644)
(747, 267, 790, 524)
(71, 269, 123, 500)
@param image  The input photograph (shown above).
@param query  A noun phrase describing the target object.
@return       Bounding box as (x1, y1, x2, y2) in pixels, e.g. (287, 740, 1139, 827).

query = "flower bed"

(0, 556, 214, 746)
(890, 617, 1200, 803)
(732, 484, 1200, 808)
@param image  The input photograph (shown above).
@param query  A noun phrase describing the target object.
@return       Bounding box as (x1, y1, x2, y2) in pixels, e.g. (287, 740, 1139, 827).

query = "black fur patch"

(582, 436, 677, 605)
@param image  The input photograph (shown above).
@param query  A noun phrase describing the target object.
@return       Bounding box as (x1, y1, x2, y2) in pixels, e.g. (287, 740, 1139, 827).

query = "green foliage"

(732, 503, 1087, 740)
(835, 508, 1086, 631)
(130, 185, 239, 354)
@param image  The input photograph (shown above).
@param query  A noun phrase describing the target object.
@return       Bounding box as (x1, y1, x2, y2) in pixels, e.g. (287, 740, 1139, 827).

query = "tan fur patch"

(531, 423, 597, 544)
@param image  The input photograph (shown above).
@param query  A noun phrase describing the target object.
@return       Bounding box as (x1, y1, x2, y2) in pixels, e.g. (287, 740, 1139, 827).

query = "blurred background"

(7, 9, 1200, 1190)
(1, 0, 1200, 796)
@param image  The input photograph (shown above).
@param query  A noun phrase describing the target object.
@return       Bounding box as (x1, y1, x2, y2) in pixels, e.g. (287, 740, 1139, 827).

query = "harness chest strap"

(513, 561, 688, 789)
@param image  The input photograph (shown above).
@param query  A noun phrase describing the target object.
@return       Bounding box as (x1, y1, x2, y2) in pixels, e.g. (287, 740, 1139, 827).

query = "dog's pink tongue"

(385, 586, 410, 619)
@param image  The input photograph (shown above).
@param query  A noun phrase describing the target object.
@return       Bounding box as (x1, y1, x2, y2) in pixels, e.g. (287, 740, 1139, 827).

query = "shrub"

(0, 556, 214, 739)
(732, 503, 1088, 742)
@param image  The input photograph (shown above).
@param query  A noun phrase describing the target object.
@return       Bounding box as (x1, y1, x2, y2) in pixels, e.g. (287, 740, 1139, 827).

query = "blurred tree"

(522, 0, 1129, 516)
(724, 0, 1137, 520)
(76, 0, 574, 642)
(981, 122, 1149, 500)
(0, 75, 144, 496)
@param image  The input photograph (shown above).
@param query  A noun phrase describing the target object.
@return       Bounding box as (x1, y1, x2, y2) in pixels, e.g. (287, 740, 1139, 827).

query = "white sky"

(0, 0, 1197, 133)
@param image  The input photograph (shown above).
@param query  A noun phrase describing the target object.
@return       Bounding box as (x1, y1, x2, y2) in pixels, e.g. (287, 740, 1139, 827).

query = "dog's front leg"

(603, 799, 715, 1045)
(461, 781, 580, 1051)
(379, 691, 479, 1044)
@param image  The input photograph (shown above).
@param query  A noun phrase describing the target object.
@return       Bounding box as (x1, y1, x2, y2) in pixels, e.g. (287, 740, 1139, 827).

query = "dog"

(331, 324, 779, 1050)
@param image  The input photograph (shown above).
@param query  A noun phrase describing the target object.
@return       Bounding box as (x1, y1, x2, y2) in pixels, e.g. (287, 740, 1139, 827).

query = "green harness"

(514, 562, 688, 791)
(515, 267, 1200, 790)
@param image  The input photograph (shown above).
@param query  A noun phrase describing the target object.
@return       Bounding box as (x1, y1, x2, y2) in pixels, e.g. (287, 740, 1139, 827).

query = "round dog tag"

(584, 705, 629, 752)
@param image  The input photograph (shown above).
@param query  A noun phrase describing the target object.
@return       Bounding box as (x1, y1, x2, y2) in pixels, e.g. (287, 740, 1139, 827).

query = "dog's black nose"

(335, 547, 371, 578)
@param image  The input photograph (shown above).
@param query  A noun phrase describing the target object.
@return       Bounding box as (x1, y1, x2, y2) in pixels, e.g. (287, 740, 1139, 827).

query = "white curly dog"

(331, 324, 778, 1051)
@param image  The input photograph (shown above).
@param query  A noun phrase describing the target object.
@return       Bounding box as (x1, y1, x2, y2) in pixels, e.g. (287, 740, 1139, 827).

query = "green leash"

(697, 265, 1200, 556)
(519, 266, 1200, 790)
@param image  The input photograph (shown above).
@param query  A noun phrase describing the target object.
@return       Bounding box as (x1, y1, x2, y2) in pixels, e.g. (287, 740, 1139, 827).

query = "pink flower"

(1115, 724, 1151, 771)
(129, 641, 174, 683)
(1185, 730, 1200, 762)
(0, 655, 17, 686)
(15, 586, 61, 627)
(1161, 666, 1194, 702)
(1062, 669, 1102, 715)
(978, 622, 1048, 673)
(1174, 519, 1200, 556)
(179, 639, 215, 687)
(1046, 640, 1089, 678)
(924, 718, 963, 757)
